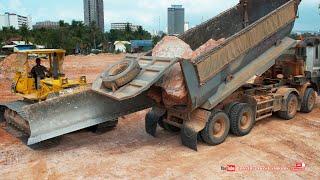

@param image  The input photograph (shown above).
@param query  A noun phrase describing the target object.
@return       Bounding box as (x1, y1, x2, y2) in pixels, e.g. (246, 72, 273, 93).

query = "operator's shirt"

(31, 65, 47, 79)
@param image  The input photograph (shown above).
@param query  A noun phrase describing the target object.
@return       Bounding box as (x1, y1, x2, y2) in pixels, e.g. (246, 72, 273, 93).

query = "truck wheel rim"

(213, 118, 225, 138)
(288, 97, 298, 116)
(240, 112, 251, 130)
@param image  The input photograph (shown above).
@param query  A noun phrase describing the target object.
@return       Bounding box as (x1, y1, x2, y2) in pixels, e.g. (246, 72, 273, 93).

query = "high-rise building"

(167, 5, 185, 35)
(0, 12, 32, 30)
(33, 21, 59, 29)
(111, 23, 140, 31)
(84, 0, 105, 32)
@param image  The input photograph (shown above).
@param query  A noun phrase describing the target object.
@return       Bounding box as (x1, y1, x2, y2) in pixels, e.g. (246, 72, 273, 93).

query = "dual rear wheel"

(277, 89, 316, 120)
(152, 103, 256, 146)
(277, 93, 299, 120)
(200, 103, 255, 145)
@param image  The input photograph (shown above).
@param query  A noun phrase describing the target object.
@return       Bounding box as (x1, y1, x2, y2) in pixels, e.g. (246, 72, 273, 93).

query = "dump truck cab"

(12, 49, 87, 101)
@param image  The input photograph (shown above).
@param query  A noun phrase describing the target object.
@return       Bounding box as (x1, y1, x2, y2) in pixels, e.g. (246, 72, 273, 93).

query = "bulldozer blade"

(22, 90, 154, 145)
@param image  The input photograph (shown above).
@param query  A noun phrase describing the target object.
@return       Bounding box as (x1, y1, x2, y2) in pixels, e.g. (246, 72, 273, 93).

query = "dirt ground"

(0, 54, 319, 179)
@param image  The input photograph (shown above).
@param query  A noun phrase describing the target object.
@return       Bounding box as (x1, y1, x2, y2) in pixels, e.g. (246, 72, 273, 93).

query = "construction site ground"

(0, 54, 319, 179)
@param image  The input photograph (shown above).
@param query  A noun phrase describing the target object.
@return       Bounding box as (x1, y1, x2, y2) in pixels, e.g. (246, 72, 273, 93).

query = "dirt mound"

(0, 54, 18, 78)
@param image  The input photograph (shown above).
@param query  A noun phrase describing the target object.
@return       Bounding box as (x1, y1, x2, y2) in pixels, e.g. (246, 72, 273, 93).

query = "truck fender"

(276, 87, 301, 111)
(181, 109, 211, 151)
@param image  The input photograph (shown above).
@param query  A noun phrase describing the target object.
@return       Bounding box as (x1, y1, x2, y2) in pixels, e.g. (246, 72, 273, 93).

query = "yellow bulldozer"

(11, 49, 87, 101)
(0, 49, 94, 144)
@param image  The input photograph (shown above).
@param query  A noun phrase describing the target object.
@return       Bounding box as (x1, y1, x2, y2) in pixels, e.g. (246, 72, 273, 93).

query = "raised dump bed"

(179, 0, 299, 111)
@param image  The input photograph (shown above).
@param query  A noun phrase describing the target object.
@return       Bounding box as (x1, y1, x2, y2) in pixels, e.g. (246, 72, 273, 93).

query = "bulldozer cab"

(17, 49, 65, 78)
(13, 49, 87, 101)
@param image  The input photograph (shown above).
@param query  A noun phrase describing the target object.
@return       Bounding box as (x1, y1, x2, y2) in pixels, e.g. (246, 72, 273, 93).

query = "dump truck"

(2, 0, 314, 150)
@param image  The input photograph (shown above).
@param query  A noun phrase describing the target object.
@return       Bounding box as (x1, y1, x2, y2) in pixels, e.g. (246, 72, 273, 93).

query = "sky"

(0, 0, 319, 33)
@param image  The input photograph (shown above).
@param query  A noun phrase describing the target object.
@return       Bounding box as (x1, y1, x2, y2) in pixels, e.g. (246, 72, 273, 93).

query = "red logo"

(227, 165, 236, 172)
(292, 162, 306, 171)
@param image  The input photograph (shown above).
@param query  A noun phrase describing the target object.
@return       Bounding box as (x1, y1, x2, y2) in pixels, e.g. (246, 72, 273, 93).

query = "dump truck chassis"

(146, 80, 316, 150)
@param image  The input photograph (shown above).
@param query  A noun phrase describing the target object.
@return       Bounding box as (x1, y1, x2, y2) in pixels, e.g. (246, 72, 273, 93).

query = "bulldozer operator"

(31, 58, 49, 89)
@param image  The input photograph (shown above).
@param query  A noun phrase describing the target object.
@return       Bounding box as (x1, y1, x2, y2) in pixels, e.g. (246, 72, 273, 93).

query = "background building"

(0, 12, 32, 30)
(184, 21, 190, 32)
(111, 23, 140, 31)
(114, 41, 131, 53)
(167, 5, 185, 35)
(2, 41, 35, 53)
(84, 0, 105, 32)
(33, 21, 59, 29)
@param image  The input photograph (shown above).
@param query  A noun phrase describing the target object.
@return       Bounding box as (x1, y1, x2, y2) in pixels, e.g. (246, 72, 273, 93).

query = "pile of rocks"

(151, 36, 225, 107)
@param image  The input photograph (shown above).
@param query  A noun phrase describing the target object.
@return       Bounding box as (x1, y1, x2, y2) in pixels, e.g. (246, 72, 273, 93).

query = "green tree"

(20, 24, 30, 44)
(0, 20, 153, 54)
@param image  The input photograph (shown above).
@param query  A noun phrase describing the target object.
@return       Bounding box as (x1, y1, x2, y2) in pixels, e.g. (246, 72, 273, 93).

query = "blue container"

(130, 40, 153, 53)
(131, 40, 152, 48)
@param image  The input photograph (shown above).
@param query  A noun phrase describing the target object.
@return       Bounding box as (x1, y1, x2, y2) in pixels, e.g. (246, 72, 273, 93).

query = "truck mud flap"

(181, 109, 211, 151)
(23, 90, 154, 145)
(181, 125, 199, 151)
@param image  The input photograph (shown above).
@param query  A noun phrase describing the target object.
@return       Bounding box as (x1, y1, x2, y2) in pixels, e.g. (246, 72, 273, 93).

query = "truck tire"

(229, 103, 255, 136)
(300, 88, 316, 113)
(101, 59, 141, 90)
(0, 105, 6, 121)
(277, 93, 298, 120)
(224, 102, 240, 115)
(201, 110, 230, 145)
